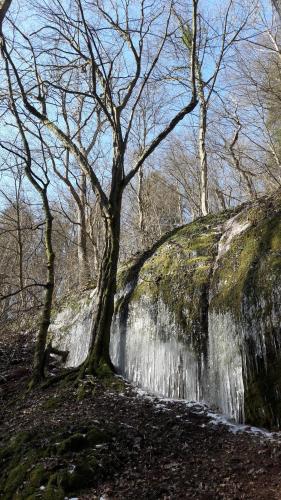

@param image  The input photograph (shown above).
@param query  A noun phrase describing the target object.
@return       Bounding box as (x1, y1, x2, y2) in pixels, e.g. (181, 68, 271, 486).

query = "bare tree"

(1, 0, 198, 376)
(0, 54, 56, 385)
(175, 1, 253, 215)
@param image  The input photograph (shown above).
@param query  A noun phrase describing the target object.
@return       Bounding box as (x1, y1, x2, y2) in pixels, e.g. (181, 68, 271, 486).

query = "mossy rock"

(115, 210, 235, 361)
(42, 484, 65, 500)
(56, 426, 108, 456)
(41, 396, 60, 410)
(3, 462, 31, 499)
(57, 433, 88, 454)
(114, 191, 281, 428)
(48, 457, 98, 495)
(86, 427, 108, 446)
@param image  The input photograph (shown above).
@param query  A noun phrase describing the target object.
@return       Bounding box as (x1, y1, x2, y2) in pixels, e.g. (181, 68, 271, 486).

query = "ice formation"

(50, 292, 95, 367)
(110, 298, 203, 401)
(51, 201, 281, 427)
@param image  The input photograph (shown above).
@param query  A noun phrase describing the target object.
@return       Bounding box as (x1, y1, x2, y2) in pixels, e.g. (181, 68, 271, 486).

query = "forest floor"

(1, 332, 281, 500)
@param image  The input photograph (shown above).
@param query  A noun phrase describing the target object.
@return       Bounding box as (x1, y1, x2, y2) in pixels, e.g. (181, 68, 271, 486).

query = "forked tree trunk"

(84, 144, 123, 374)
(31, 194, 55, 386)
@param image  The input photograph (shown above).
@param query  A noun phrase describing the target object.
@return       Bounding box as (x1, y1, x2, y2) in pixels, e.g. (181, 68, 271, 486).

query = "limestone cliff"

(51, 192, 281, 429)
(111, 192, 281, 428)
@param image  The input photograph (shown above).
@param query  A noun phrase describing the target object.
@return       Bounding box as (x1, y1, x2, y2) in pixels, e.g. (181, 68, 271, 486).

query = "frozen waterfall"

(110, 298, 205, 401)
(110, 293, 245, 423)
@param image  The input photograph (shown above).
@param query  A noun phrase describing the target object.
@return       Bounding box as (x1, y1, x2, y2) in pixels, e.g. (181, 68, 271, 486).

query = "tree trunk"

(77, 175, 91, 288)
(215, 188, 227, 210)
(229, 134, 257, 200)
(0, 0, 12, 33)
(15, 197, 24, 306)
(137, 166, 146, 248)
(199, 102, 209, 216)
(31, 194, 55, 386)
(77, 205, 91, 288)
(86, 203, 121, 375)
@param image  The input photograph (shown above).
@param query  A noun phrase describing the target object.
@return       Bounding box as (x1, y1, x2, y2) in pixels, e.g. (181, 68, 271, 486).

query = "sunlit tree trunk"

(198, 100, 209, 216)
(87, 154, 123, 375)
(77, 173, 91, 288)
(137, 166, 146, 247)
(32, 194, 55, 385)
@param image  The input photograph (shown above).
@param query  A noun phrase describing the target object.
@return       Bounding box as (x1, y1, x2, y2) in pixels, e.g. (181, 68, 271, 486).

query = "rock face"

(111, 193, 281, 428)
(50, 291, 96, 368)
(51, 193, 281, 429)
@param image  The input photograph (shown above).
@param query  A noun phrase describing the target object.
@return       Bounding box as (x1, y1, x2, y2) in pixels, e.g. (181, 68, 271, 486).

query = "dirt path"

(1, 335, 281, 499)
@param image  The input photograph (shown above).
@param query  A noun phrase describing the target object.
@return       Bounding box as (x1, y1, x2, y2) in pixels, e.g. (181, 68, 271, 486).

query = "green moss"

(56, 425, 109, 456)
(3, 462, 30, 498)
(120, 215, 225, 353)
(47, 456, 98, 495)
(86, 427, 108, 446)
(57, 433, 88, 455)
(95, 360, 113, 379)
(0, 417, 114, 499)
(29, 465, 48, 487)
(59, 461, 97, 492)
(76, 383, 87, 401)
(41, 396, 59, 410)
(42, 484, 65, 500)
(210, 212, 281, 315)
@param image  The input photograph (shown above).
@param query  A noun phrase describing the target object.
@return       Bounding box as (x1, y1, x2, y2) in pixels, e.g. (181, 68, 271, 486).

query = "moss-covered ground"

(2, 193, 281, 497)
(1, 332, 281, 499)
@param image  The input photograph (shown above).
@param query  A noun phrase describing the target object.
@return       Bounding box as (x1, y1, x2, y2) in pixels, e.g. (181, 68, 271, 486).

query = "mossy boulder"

(50, 190, 281, 428)
(0, 424, 110, 499)
(111, 191, 281, 428)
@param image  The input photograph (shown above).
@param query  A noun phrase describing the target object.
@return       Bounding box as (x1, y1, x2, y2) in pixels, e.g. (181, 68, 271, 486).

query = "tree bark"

(87, 200, 121, 375)
(229, 126, 257, 200)
(199, 102, 209, 216)
(85, 147, 124, 375)
(31, 194, 55, 386)
(77, 173, 91, 288)
(137, 166, 146, 247)
(0, 0, 12, 34)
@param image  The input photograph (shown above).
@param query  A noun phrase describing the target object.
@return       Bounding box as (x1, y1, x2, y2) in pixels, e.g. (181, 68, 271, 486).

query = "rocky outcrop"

(49, 291, 96, 368)
(51, 192, 281, 429)
(111, 193, 281, 428)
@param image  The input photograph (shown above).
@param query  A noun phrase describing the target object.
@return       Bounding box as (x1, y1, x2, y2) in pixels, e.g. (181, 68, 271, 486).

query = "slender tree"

(1, 0, 198, 375)
(175, 1, 253, 215)
(1, 53, 55, 385)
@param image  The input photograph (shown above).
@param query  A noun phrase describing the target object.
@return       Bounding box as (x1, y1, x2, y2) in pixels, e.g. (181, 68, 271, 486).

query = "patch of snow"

(133, 385, 281, 442)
